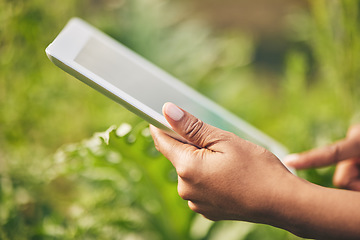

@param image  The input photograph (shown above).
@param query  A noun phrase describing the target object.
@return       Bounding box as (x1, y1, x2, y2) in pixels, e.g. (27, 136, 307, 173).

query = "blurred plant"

(0, 0, 260, 238)
(0, 123, 303, 239)
(278, 0, 360, 185)
(1, 0, 360, 239)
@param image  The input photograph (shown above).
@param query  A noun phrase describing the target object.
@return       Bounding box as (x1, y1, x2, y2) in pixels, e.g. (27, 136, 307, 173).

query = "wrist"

(251, 171, 310, 233)
(257, 173, 328, 239)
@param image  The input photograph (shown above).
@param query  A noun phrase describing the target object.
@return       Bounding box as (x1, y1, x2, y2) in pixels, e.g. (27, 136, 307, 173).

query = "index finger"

(149, 125, 199, 169)
(285, 138, 360, 169)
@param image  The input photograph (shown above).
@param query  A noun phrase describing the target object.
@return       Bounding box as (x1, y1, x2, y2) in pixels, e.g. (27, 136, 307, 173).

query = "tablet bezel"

(46, 18, 173, 132)
(46, 18, 290, 162)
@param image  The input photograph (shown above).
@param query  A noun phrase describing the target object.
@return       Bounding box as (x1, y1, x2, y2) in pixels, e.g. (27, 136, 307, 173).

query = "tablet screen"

(74, 37, 238, 134)
(46, 18, 290, 160)
(75, 37, 175, 115)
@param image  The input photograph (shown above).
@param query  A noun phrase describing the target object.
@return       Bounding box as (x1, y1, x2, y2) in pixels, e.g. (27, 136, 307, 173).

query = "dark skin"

(284, 124, 360, 191)
(150, 102, 360, 240)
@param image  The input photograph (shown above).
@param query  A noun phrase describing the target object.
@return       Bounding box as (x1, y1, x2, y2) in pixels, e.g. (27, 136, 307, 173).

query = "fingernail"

(283, 154, 300, 164)
(163, 102, 184, 121)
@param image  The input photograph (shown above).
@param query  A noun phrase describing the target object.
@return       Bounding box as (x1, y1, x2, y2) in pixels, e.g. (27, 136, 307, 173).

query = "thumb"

(162, 102, 226, 149)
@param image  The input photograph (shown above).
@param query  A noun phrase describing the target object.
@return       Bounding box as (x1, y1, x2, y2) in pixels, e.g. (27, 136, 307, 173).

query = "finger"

(188, 201, 207, 215)
(150, 125, 198, 169)
(348, 181, 360, 192)
(177, 176, 202, 201)
(333, 158, 360, 191)
(162, 102, 232, 150)
(187, 201, 222, 221)
(283, 138, 360, 169)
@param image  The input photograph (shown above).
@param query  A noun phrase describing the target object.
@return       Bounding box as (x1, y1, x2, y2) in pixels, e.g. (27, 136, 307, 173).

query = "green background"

(1, 0, 359, 239)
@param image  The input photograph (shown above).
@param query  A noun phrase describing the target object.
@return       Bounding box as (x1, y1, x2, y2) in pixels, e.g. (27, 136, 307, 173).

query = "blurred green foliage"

(0, 0, 359, 239)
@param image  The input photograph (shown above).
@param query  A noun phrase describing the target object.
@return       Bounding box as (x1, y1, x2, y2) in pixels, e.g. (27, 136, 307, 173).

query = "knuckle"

(333, 165, 352, 188)
(246, 141, 271, 159)
(225, 131, 238, 140)
(176, 162, 191, 179)
(212, 131, 235, 144)
(177, 184, 192, 200)
(189, 204, 220, 221)
(333, 177, 348, 188)
(176, 165, 188, 179)
(175, 151, 199, 180)
(328, 145, 341, 163)
(184, 118, 205, 140)
(253, 143, 269, 156)
(188, 201, 202, 214)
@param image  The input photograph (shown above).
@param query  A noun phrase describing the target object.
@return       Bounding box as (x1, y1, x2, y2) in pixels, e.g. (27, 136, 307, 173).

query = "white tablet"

(45, 18, 289, 160)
